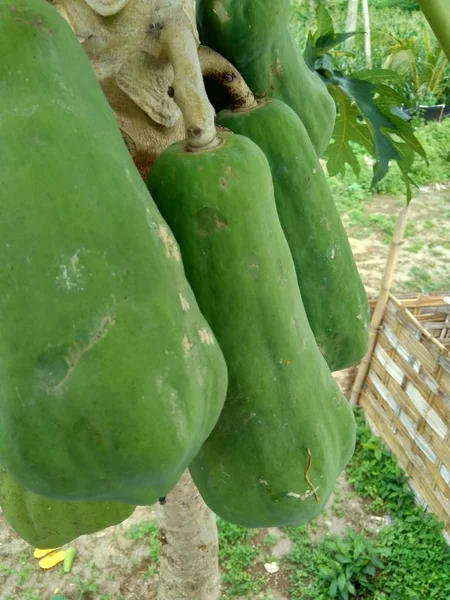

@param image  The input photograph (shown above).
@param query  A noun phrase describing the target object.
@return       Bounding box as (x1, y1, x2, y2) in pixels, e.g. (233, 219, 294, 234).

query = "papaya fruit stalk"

(50, 0, 208, 172)
(198, 46, 257, 111)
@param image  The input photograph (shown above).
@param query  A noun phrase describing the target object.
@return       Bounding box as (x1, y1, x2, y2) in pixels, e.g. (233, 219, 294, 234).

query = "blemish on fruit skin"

(153, 223, 181, 262)
(198, 328, 214, 345)
(287, 488, 318, 501)
(179, 294, 190, 312)
(213, 1, 230, 23)
(183, 335, 193, 356)
(42, 297, 117, 395)
(56, 253, 86, 293)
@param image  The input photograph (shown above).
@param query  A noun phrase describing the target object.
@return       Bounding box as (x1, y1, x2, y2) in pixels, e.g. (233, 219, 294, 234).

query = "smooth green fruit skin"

(0, 0, 228, 505)
(0, 468, 135, 548)
(196, 0, 336, 156)
(217, 100, 370, 372)
(147, 133, 356, 528)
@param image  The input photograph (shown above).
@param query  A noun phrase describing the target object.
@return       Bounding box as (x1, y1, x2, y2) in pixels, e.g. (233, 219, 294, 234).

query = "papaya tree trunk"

(344, 0, 359, 49)
(418, 0, 450, 62)
(157, 471, 220, 600)
(158, 471, 220, 600)
(361, 0, 372, 68)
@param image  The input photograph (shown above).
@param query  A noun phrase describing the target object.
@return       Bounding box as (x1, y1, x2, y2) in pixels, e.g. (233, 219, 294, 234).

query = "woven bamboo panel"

(360, 293, 450, 537)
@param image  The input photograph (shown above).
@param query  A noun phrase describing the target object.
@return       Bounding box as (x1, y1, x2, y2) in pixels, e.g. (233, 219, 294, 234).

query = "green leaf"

(314, 3, 334, 41)
(304, 31, 318, 70)
(351, 68, 402, 83)
(347, 581, 356, 595)
(341, 587, 350, 600)
(315, 32, 359, 56)
(371, 557, 385, 569)
(305, 10, 429, 199)
(333, 75, 402, 184)
(336, 554, 352, 564)
(329, 578, 339, 597)
(338, 573, 347, 592)
(325, 86, 373, 178)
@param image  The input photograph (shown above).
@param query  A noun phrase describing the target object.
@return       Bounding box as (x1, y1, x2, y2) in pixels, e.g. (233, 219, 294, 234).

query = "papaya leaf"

(331, 74, 404, 185)
(351, 68, 402, 84)
(315, 32, 361, 57)
(314, 3, 334, 41)
(307, 3, 427, 202)
(325, 86, 373, 178)
(304, 31, 318, 70)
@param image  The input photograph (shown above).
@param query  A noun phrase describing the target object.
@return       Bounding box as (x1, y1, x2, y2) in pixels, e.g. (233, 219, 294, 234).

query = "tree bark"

(361, 0, 372, 68)
(157, 471, 220, 600)
(344, 0, 359, 50)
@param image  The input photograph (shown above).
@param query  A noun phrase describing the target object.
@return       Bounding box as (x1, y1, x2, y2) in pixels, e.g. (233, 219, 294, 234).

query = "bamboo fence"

(352, 292, 450, 539)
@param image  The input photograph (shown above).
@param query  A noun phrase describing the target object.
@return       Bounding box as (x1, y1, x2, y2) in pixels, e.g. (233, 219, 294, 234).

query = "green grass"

(284, 408, 450, 600)
(217, 518, 265, 598)
(126, 520, 160, 563)
(404, 266, 450, 291)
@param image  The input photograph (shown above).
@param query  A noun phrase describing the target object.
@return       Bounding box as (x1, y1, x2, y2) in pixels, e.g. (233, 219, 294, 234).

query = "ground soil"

(0, 186, 448, 600)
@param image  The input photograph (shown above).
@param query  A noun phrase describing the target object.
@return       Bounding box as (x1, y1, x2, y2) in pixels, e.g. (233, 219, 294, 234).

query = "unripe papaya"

(147, 132, 356, 528)
(0, 468, 135, 548)
(196, 0, 336, 155)
(216, 99, 370, 372)
(0, 0, 227, 505)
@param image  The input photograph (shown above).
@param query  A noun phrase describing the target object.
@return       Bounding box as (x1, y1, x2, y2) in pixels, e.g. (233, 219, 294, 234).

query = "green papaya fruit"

(0, 468, 135, 548)
(216, 99, 370, 372)
(196, 0, 336, 156)
(147, 132, 356, 528)
(0, 0, 228, 505)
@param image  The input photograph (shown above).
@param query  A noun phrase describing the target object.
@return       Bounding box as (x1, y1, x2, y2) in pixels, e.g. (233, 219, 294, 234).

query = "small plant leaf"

(338, 572, 347, 592)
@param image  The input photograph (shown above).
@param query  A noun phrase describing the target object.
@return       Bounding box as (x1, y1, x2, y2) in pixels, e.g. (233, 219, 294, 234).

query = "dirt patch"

(0, 506, 159, 600)
(348, 184, 450, 297)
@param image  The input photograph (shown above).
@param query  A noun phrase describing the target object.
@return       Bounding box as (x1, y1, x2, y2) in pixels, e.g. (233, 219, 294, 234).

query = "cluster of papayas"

(0, 0, 368, 548)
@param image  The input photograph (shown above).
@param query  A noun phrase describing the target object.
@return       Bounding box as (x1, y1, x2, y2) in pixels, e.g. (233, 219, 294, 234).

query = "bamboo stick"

(350, 204, 410, 405)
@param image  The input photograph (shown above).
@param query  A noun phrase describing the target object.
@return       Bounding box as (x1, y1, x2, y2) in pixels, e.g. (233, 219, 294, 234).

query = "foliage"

(290, 2, 449, 105)
(328, 117, 450, 215)
(371, 0, 418, 9)
(383, 30, 450, 105)
(348, 408, 450, 598)
(286, 408, 450, 600)
(303, 4, 427, 201)
(126, 520, 160, 563)
(287, 526, 385, 600)
(347, 408, 417, 515)
(376, 512, 450, 598)
(217, 518, 264, 597)
(320, 530, 385, 600)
